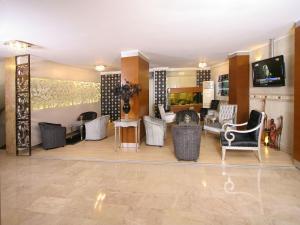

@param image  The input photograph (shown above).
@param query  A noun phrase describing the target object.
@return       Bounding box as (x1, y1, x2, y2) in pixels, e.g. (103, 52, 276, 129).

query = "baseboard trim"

(121, 143, 140, 148)
(294, 160, 300, 169)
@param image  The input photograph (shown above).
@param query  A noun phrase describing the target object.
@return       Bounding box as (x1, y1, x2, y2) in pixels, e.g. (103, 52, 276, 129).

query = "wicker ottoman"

(172, 124, 201, 161)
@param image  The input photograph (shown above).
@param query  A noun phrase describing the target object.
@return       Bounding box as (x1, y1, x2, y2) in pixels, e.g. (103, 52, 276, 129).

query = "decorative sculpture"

(264, 116, 283, 150)
(269, 119, 277, 148)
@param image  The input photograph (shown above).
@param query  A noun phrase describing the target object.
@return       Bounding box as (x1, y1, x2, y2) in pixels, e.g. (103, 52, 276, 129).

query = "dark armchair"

(38, 122, 66, 150)
(77, 111, 97, 121)
(76, 111, 97, 139)
(220, 110, 265, 161)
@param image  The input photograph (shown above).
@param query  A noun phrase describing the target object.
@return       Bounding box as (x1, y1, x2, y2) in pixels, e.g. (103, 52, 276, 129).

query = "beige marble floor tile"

(1, 149, 300, 225)
(26, 196, 70, 215)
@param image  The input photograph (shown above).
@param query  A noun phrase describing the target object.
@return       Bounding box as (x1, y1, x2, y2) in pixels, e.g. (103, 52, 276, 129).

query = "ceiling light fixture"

(4, 40, 32, 51)
(198, 62, 207, 69)
(95, 65, 105, 72)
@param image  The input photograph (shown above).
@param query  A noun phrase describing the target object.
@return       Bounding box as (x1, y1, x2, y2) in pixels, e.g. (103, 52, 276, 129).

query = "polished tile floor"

(32, 126, 293, 167)
(1, 152, 300, 225)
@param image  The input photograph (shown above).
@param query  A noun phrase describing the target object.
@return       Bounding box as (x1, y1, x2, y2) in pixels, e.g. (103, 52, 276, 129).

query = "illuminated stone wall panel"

(31, 78, 100, 110)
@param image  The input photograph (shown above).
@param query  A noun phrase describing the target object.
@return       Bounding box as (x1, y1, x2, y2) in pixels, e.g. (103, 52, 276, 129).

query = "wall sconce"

(255, 55, 262, 61)
(198, 62, 207, 69)
(95, 65, 105, 72)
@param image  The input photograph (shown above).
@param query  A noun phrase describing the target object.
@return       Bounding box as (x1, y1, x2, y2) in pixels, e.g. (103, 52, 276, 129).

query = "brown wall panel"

(229, 54, 250, 124)
(294, 26, 300, 162)
(120, 55, 149, 143)
(4, 57, 16, 154)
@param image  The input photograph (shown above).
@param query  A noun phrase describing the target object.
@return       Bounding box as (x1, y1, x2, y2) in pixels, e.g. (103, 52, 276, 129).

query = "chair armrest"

(145, 120, 166, 128)
(224, 123, 262, 145)
(222, 122, 248, 131)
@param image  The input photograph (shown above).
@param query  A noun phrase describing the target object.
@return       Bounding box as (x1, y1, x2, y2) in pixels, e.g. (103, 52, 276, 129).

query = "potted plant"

(114, 80, 141, 119)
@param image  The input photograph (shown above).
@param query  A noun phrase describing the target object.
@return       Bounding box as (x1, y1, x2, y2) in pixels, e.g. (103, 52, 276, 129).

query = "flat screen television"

(252, 55, 285, 87)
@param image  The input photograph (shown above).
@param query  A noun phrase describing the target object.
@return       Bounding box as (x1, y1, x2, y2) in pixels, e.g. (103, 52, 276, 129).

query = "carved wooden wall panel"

(15, 55, 31, 156)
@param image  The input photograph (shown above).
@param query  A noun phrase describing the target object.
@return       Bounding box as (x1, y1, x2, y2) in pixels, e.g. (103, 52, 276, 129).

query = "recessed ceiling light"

(95, 65, 105, 72)
(198, 62, 207, 69)
(4, 40, 32, 51)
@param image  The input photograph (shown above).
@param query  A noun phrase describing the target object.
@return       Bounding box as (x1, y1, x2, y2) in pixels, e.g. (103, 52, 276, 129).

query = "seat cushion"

(220, 132, 258, 147)
(204, 122, 222, 134)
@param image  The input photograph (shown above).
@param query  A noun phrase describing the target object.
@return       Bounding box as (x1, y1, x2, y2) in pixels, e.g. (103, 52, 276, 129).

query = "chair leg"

(222, 147, 226, 160)
(257, 148, 262, 162)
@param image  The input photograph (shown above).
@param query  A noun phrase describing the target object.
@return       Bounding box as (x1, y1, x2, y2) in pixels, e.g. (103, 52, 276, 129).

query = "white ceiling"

(0, 0, 299, 70)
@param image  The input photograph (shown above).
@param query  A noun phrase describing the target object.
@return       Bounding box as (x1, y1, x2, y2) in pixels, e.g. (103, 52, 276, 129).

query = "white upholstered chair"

(85, 115, 110, 141)
(204, 104, 237, 134)
(143, 116, 166, 146)
(158, 104, 175, 124)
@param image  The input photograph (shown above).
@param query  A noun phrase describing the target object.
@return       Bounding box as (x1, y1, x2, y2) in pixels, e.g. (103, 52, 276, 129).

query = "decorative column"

(4, 55, 31, 155)
(228, 52, 250, 123)
(4, 57, 16, 154)
(196, 70, 211, 86)
(294, 21, 300, 168)
(100, 73, 121, 121)
(120, 50, 149, 145)
(15, 55, 31, 156)
(153, 70, 167, 118)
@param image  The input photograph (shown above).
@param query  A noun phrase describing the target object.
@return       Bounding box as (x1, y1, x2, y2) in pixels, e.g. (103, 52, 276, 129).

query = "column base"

(294, 160, 300, 170)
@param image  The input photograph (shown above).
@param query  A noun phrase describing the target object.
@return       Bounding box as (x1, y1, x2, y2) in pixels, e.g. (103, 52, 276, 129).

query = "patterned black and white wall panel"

(101, 74, 121, 121)
(154, 70, 167, 118)
(196, 70, 211, 86)
(218, 74, 229, 96)
(15, 55, 31, 156)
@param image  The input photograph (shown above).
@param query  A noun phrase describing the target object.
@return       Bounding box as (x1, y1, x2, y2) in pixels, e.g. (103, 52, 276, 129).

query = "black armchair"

(199, 100, 220, 121)
(39, 122, 66, 150)
(76, 112, 97, 139)
(220, 110, 265, 161)
(77, 111, 97, 121)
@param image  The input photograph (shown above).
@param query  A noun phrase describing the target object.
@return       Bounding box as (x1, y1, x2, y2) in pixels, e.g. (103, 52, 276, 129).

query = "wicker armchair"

(175, 110, 200, 124)
(39, 122, 66, 150)
(85, 115, 110, 141)
(172, 124, 201, 161)
(143, 116, 166, 146)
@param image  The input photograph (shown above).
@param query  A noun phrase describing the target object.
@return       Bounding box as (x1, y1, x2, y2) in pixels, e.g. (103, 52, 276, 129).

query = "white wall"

(249, 31, 294, 154)
(166, 70, 197, 88)
(31, 103, 99, 146)
(31, 57, 100, 146)
(210, 31, 294, 154)
(0, 59, 5, 147)
(210, 61, 229, 101)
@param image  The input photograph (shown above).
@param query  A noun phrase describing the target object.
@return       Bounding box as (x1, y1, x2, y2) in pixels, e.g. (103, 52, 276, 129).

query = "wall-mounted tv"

(252, 55, 285, 87)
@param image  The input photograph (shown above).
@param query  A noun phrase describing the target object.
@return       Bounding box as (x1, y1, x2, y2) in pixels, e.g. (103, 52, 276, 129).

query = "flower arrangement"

(114, 80, 141, 114)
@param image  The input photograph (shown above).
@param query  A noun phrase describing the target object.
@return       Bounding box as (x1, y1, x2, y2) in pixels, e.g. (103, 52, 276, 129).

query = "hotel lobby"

(1, 0, 300, 224)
